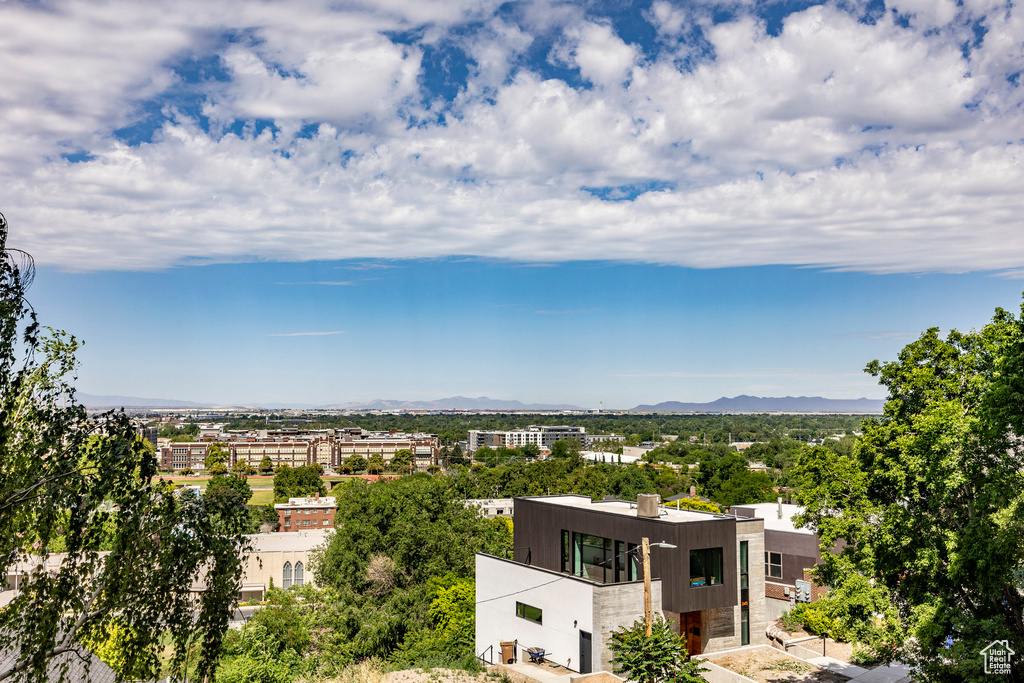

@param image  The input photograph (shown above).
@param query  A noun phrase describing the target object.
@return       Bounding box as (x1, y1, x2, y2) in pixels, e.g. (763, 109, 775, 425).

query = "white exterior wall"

(477, 554, 594, 669)
(476, 554, 660, 673)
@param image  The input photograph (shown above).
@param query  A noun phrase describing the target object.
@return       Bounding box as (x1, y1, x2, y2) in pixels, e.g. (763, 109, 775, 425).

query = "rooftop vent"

(637, 494, 660, 518)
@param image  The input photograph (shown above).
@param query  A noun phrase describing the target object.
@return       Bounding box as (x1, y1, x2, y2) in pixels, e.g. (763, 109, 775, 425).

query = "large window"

(574, 533, 614, 583)
(765, 551, 782, 579)
(283, 561, 292, 589)
(562, 530, 571, 573)
(690, 547, 723, 587)
(516, 601, 543, 624)
(294, 561, 304, 587)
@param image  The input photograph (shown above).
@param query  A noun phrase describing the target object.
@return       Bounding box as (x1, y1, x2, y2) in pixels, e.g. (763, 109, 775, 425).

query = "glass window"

(283, 561, 292, 589)
(562, 530, 571, 573)
(574, 533, 614, 583)
(740, 541, 749, 590)
(766, 551, 782, 579)
(628, 543, 639, 581)
(294, 561, 304, 587)
(741, 607, 750, 646)
(690, 548, 723, 587)
(516, 601, 542, 624)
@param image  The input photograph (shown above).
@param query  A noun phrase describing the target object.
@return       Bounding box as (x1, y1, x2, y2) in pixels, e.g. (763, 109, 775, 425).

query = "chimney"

(689, 485, 696, 498)
(777, 497, 783, 519)
(637, 494, 660, 518)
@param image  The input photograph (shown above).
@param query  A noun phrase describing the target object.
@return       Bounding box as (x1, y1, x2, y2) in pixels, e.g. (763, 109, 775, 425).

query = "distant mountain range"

(77, 393, 210, 409)
(630, 395, 884, 413)
(75, 393, 583, 411)
(76, 392, 882, 413)
(321, 396, 584, 411)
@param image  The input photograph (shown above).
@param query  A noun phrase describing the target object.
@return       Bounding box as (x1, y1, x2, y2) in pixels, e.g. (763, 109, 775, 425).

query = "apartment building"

(163, 442, 212, 470)
(159, 430, 439, 471)
(275, 495, 337, 532)
(476, 494, 765, 673)
(466, 426, 587, 453)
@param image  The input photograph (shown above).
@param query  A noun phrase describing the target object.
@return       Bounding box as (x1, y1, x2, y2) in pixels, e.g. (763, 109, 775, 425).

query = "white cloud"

(2, 0, 1024, 274)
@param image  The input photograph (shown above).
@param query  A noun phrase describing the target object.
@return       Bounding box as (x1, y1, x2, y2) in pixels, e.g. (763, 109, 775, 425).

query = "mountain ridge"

(630, 395, 883, 413)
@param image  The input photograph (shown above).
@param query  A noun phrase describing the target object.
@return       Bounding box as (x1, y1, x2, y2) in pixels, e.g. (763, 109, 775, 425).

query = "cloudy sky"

(4, 0, 1024, 407)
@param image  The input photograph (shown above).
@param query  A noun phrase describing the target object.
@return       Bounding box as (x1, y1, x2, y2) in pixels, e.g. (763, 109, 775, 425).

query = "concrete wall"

(701, 519, 765, 653)
(739, 520, 766, 648)
(476, 554, 595, 669)
(766, 596, 791, 623)
(695, 660, 757, 683)
(591, 578, 662, 673)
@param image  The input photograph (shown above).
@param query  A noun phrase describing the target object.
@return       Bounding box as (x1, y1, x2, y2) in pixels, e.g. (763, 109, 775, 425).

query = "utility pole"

(642, 537, 652, 636)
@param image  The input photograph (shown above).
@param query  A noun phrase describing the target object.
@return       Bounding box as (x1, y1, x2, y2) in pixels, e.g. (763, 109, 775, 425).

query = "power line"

(475, 574, 572, 605)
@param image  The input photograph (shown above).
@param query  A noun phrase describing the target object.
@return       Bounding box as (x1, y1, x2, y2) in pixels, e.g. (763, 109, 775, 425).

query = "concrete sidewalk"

(806, 657, 912, 683)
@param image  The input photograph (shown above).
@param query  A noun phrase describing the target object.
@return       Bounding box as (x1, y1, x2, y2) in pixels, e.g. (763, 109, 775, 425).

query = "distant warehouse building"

(466, 425, 587, 453)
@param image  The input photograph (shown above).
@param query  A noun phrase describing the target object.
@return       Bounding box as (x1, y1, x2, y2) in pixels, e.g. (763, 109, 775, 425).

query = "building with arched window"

(237, 529, 327, 602)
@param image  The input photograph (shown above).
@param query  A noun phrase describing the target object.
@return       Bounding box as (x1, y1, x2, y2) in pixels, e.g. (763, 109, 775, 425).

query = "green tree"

(206, 473, 254, 509)
(608, 617, 706, 683)
(367, 453, 386, 475)
(550, 437, 582, 459)
(233, 459, 254, 476)
(796, 304, 1024, 680)
(344, 454, 367, 473)
(448, 443, 466, 466)
(258, 455, 274, 475)
(273, 464, 327, 503)
(389, 449, 414, 473)
(205, 442, 229, 473)
(310, 476, 513, 663)
(0, 213, 249, 683)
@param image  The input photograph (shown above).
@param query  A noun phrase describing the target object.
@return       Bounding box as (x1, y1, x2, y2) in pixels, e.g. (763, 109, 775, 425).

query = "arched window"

(282, 561, 292, 589)
(294, 561, 304, 587)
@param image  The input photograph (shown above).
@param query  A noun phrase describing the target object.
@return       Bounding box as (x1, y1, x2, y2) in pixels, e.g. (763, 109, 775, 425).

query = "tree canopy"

(274, 464, 327, 503)
(0, 213, 250, 682)
(796, 302, 1024, 680)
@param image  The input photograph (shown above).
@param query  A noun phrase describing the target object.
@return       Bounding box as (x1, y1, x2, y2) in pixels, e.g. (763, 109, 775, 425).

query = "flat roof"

(731, 502, 813, 535)
(247, 529, 330, 552)
(519, 494, 736, 523)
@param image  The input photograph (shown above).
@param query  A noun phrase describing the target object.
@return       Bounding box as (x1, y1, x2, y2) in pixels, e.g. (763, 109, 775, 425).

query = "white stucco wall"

(476, 554, 661, 673)
(476, 554, 595, 669)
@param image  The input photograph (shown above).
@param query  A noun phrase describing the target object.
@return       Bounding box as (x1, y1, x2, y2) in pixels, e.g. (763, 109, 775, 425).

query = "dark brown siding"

(513, 497, 738, 614)
(764, 530, 821, 585)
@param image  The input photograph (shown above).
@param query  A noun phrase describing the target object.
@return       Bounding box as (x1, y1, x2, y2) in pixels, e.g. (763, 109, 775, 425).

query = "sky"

(3, 0, 1024, 408)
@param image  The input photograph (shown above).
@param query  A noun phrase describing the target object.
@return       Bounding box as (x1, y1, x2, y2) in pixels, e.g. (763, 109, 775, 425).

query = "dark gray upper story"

(512, 495, 762, 614)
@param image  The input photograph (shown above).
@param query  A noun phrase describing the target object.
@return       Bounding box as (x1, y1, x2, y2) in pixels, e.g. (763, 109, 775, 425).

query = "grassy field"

(249, 489, 275, 506)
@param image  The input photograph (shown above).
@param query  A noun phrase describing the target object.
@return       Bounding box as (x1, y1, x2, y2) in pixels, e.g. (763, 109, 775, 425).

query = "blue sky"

(4, 0, 1024, 407)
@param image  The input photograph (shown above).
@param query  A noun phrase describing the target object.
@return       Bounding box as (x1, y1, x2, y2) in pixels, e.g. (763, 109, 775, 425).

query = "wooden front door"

(680, 611, 702, 656)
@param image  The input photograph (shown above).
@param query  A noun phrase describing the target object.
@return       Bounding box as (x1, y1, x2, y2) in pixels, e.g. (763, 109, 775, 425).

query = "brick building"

(274, 495, 337, 532)
(159, 429, 439, 472)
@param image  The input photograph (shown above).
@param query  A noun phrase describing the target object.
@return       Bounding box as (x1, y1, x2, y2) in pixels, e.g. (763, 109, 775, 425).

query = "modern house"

(475, 494, 765, 673)
(731, 501, 827, 620)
